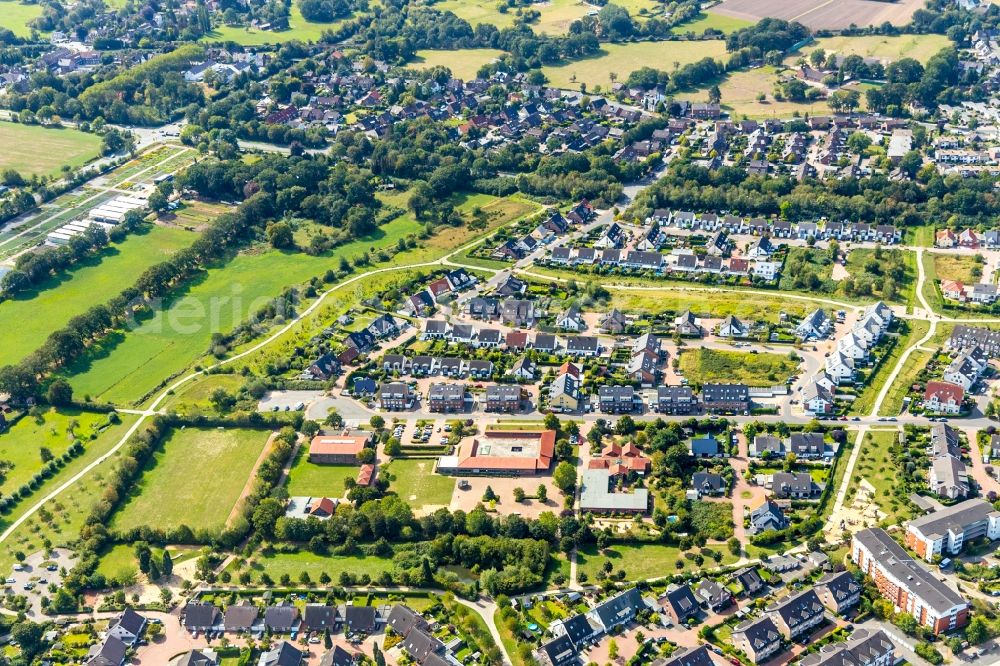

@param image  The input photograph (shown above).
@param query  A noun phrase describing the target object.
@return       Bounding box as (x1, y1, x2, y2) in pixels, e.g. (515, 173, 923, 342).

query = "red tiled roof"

(925, 381, 964, 404)
(357, 464, 376, 486)
(310, 434, 369, 457)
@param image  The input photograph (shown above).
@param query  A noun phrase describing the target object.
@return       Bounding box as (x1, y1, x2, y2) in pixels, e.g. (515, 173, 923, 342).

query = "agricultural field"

(110, 428, 269, 533)
(712, 0, 924, 30)
(0, 408, 117, 497)
(0, 224, 198, 368)
(63, 215, 424, 405)
(799, 34, 953, 65)
(0, 121, 102, 177)
(0, 413, 138, 575)
(284, 447, 359, 497)
(670, 11, 752, 34)
(202, 6, 348, 45)
(383, 459, 456, 510)
(0, 1, 44, 38)
(541, 40, 728, 90)
(409, 49, 506, 80)
(158, 199, 233, 232)
(678, 347, 800, 387)
(431, 0, 623, 34)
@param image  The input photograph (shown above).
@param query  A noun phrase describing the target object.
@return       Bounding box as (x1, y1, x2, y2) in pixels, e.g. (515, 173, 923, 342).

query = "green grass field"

(0, 225, 198, 368)
(678, 347, 800, 387)
(800, 34, 953, 65)
(285, 447, 359, 497)
(432, 0, 601, 34)
(0, 413, 138, 575)
(850, 319, 930, 416)
(844, 429, 917, 526)
(0, 408, 116, 496)
(883, 349, 932, 415)
(670, 11, 752, 34)
(0, 1, 44, 38)
(159, 373, 246, 416)
(234, 549, 396, 582)
(64, 215, 424, 405)
(680, 65, 833, 120)
(0, 121, 102, 177)
(383, 459, 455, 510)
(111, 428, 268, 533)
(409, 49, 506, 80)
(202, 6, 347, 44)
(577, 542, 738, 581)
(542, 40, 728, 90)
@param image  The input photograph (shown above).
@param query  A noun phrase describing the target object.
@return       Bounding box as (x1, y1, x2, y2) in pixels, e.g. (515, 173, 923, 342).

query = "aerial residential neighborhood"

(4, 0, 1000, 663)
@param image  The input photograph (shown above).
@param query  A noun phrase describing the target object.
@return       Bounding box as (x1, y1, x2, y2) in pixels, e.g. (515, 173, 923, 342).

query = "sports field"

(0, 1, 44, 38)
(64, 215, 424, 404)
(383, 459, 456, 510)
(670, 11, 752, 34)
(0, 121, 102, 177)
(800, 34, 953, 65)
(542, 40, 728, 90)
(0, 225, 198, 368)
(202, 6, 346, 45)
(111, 428, 268, 533)
(409, 49, 506, 81)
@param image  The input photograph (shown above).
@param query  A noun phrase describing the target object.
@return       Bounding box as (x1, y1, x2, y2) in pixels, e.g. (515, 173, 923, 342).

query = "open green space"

(0, 121, 101, 177)
(932, 253, 982, 284)
(844, 429, 917, 526)
(798, 34, 953, 65)
(684, 65, 833, 119)
(409, 49, 506, 80)
(285, 447, 358, 498)
(0, 413, 138, 576)
(0, 225, 198, 368)
(542, 39, 728, 90)
(677, 347, 799, 387)
(883, 349, 933, 416)
(111, 428, 268, 533)
(0, 1, 44, 38)
(234, 549, 396, 582)
(159, 373, 246, 416)
(64, 215, 424, 405)
(383, 459, 455, 510)
(431, 0, 633, 34)
(202, 6, 349, 44)
(671, 11, 752, 34)
(850, 319, 930, 416)
(577, 542, 738, 581)
(0, 408, 117, 496)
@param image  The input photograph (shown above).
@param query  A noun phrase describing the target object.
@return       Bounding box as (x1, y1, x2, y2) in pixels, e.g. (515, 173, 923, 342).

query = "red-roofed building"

(309, 432, 373, 464)
(558, 362, 581, 379)
(506, 331, 529, 351)
(436, 430, 556, 475)
(924, 381, 964, 415)
(357, 464, 376, 486)
(308, 497, 337, 517)
(941, 280, 966, 302)
(428, 277, 452, 299)
(728, 258, 749, 274)
(588, 442, 651, 476)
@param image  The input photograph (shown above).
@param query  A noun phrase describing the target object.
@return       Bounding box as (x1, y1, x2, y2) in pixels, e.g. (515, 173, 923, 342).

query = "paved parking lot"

(258, 390, 324, 412)
(5, 548, 77, 618)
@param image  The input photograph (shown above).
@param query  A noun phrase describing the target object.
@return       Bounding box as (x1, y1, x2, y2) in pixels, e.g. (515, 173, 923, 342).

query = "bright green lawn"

(0, 413, 138, 575)
(202, 6, 348, 44)
(0, 408, 116, 496)
(235, 549, 395, 582)
(844, 430, 917, 525)
(284, 447, 358, 497)
(542, 40, 727, 90)
(64, 216, 423, 405)
(111, 428, 268, 533)
(800, 34, 952, 65)
(0, 225, 197, 367)
(0, 121, 101, 176)
(0, 1, 43, 38)
(882, 349, 932, 416)
(159, 373, 245, 416)
(409, 49, 506, 80)
(678, 347, 800, 387)
(383, 459, 455, 510)
(432, 0, 624, 34)
(671, 11, 752, 34)
(577, 542, 738, 581)
(850, 319, 930, 416)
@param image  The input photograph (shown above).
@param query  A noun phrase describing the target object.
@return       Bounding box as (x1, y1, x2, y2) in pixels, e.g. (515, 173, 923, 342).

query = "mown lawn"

(678, 348, 800, 387)
(0, 121, 101, 175)
(234, 550, 396, 582)
(409, 49, 506, 80)
(284, 447, 359, 498)
(202, 5, 348, 44)
(159, 373, 245, 416)
(542, 40, 728, 90)
(0, 225, 198, 367)
(671, 11, 752, 34)
(577, 542, 738, 581)
(844, 429, 917, 526)
(0, 1, 42, 37)
(111, 428, 268, 533)
(383, 459, 456, 510)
